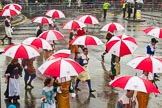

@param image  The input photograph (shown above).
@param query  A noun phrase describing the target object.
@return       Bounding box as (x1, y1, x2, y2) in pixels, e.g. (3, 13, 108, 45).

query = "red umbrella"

(0, 9, 21, 16)
(127, 56, 162, 73)
(52, 49, 71, 58)
(4, 44, 40, 59)
(3, 3, 22, 11)
(22, 37, 52, 50)
(77, 15, 99, 25)
(38, 58, 84, 77)
(143, 27, 162, 38)
(39, 30, 64, 41)
(32, 16, 53, 24)
(106, 34, 138, 57)
(70, 35, 103, 46)
(101, 22, 125, 32)
(62, 20, 86, 30)
(109, 76, 160, 93)
(45, 9, 65, 19)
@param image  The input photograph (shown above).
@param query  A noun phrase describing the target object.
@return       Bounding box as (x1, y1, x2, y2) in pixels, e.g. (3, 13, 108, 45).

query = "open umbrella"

(70, 35, 103, 46)
(101, 22, 125, 32)
(32, 16, 53, 24)
(3, 3, 22, 11)
(52, 49, 71, 58)
(143, 27, 162, 38)
(106, 34, 138, 57)
(127, 55, 162, 73)
(0, 9, 21, 16)
(45, 9, 65, 19)
(38, 57, 84, 77)
(77, 15, 99, 25)
(22, 37, 52, 50)
(109, 76, 160, 93)
(39, 30, 64, 41)
(62, 20, 86, 30)
(4, 44, 40, 59)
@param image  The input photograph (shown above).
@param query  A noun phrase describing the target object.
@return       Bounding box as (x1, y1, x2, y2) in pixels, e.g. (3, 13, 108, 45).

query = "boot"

(25, 80, 28, 89)
(27, 79, 34, 88)
(86, 80, 96, 92)
(75, 78, 81, 91)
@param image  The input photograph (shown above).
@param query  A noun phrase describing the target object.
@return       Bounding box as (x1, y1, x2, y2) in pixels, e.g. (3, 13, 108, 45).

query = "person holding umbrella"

(75, 48, 96, 92)
(117, 90, 136, 108)
(4, 59, 22, 103)
(1, 16, 13, 45)
(136, 71, 154, 108)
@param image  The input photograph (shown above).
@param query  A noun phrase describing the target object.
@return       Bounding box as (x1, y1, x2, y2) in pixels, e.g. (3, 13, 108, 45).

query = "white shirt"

(140, 73, 153, 80)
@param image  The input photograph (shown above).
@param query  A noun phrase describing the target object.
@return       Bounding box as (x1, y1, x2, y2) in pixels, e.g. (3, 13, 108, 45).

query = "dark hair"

(44, 77, 52, 87)
(83, 48, 88, 51)
(10, 59, 18, 65)
(151, 38, 158, 43)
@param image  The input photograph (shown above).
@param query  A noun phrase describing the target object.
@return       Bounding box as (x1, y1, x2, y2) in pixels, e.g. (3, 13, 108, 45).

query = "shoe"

(101, 55, 104, 61)
(75, 87, 81, 91)
(90, 90, 96, 92)
(109, 74, 115, 80)
(90, 93, 96, 98)
(27, 83, 34, 88)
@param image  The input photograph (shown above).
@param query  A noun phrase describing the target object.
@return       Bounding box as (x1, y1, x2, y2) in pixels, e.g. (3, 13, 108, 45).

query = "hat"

(151, 38, 158, 43)
(8, 104, 16, 108)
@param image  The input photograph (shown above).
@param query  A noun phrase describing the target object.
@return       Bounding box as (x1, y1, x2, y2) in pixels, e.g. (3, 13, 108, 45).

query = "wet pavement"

(1, 10, 162, 108)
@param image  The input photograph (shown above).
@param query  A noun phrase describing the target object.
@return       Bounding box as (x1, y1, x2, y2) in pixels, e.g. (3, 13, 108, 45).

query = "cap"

(151, 38, 158, 43)
(8, 104, 16, 108)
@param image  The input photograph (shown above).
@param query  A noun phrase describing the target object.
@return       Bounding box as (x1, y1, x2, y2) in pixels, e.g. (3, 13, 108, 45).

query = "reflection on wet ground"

(1, 10, 162, 108)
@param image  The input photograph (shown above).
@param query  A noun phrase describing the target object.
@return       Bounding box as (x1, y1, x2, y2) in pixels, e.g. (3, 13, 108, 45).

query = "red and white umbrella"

(38, 57, 84, 77)
(62, 20, 86, 30)
(32, 16, 53, 24)
(39, 30, 64, 41)
(52, 49, 71, 58)
(0, 9, 21, 16)
(127, 56, 162, 73)
(109, 76, 160, 93)
(3, 3, 22, 11)
(22, 37, 52, 50)
(45, 9, 65, 19)
(4, 44, 40, 59)
(106, 34, 137, 57)
(143, 27, 162, 38)
(78, 15, 99, 25)
(70, 35, 103, 46)
(101, 22, 125, 32)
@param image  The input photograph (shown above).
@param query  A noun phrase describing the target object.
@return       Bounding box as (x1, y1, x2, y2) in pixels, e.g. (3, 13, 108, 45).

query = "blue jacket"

(146, 44, 155, 55)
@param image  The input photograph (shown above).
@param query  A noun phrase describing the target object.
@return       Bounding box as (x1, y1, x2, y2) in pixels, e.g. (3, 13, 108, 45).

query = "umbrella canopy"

(52, 49, 71, 58)
(109, 76, 160, 93)
(45, 9, 65, 19)
(62, 20, 86, 30)
(22, 37, 52, 50)
(38, 57, 84, 77)
(78, 15, 99, 25)
(0, 9, 21, 16)
(32, 16, 53, 24)
(3, 3, 22, 11)
(4, 44, 40, 59)
(70, 35, 103, 46)
(143, 27, 162, 38)
(127, 56, 162, 73)
(101, 22, 125, 32)
(106, 34, 137, 57)
(39, 30, 64, 41)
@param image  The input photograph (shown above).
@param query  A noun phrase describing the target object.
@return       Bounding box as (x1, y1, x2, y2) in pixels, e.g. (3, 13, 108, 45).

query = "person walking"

(1, 16, 13, 45)
(101, 31, 114, 62)
(102, 0, 110, 20)
(122, 1, 127, 18)
(110, 54, 120, 80)
(22, 58, 36, 89)
(127, 3, 132, 19)
(56, 76, 75, 108)
(136, 71, 154, 108)
(4, 59, 22, 103)
(75, 48, 96, 92)
(117, 90, 136, 108)
(41, 77, 56, 108)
